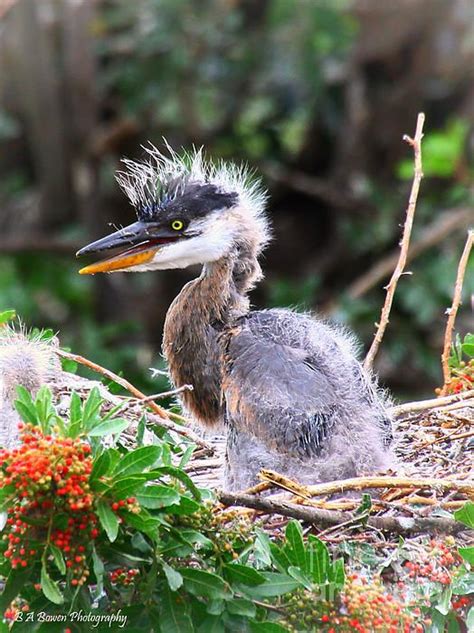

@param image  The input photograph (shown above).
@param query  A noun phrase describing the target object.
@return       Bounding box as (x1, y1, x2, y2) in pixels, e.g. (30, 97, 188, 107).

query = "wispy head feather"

(115, 141, 268, 226)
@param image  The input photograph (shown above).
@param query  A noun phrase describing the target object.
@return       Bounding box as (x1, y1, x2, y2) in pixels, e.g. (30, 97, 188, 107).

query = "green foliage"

(449, 333, 474, 368)
(397, 119, 469, 179)
(1, 386, 348, 631)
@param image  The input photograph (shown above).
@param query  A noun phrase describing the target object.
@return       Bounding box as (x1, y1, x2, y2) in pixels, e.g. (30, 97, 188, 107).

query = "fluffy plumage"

(116, 142, 268, 238)
(0, 327, 59, 449)
(77, 142, 394, 491)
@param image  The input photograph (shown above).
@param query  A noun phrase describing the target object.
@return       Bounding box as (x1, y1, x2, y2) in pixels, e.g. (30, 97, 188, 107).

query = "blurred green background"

(0, 0, 472, 400)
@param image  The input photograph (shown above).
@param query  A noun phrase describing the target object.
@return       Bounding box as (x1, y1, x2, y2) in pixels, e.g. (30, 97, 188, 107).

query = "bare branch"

(390, 388, 474, 417)
(440, 230, 474, 393)
(258, 470, 474, 499)
(217, 490, 465, 535)
(363, 113, 425, 371)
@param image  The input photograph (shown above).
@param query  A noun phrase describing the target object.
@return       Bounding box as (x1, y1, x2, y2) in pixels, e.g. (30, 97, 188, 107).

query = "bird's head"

(76, 143, 269, 274)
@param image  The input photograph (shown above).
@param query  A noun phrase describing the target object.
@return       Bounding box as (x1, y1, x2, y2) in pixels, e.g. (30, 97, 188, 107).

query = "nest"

(46, 359, 473, 549)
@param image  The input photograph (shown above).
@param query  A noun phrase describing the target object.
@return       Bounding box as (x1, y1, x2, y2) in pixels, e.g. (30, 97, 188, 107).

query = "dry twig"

(304, 475, 473, 499)
(218, 491, 465, 535)
(391, 388, 474, 417)
(440, 230, 474, 393)
(258, 471, 473, 500)
(364, 112, 425, 370)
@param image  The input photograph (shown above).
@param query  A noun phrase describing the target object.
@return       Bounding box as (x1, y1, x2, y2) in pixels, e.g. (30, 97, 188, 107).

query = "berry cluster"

(110, 567, 140, 586)
(111, 498, 140, 514)
(436, 359, 474, 394)
(281, 573, 431, 632)
(401, 537, 462, 587)
(0, 423, 95, 580)
(172, 502, 255, 559)
(338, 574, 418, 633)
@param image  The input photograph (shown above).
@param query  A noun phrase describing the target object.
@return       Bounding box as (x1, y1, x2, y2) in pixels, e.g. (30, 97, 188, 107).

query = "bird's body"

(163, 248, 392, 491)
(77, 144, 394, 490)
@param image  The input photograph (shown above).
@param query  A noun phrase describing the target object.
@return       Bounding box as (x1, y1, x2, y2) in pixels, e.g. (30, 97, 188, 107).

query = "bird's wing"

(221, 316, 341, 458)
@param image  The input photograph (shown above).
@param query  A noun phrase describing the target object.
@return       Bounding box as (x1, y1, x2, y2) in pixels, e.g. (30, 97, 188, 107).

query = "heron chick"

(77, 144, 394, 490)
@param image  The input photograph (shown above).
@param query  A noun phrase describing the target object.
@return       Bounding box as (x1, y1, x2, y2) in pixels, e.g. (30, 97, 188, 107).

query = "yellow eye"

(171, 219, 184, 231)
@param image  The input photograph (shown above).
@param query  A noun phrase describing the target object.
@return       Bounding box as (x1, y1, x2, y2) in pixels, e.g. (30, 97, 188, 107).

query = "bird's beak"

(76, 221, 179, 274)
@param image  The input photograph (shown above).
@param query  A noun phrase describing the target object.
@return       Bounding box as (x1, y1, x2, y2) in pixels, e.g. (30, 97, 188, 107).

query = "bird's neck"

(163, 241, 260, 427)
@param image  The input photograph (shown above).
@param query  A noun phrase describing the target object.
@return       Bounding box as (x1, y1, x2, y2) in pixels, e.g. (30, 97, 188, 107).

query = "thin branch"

(390, 388, 474, 417)
(364, 112, 425, 371)
(304, 475, 474, 498)
(440, 230, 474, 393)
(55, 349, 214, 454)
(218, 491, 464, 535)
(128, 384, 193, 405)
(259, 470, 473, 499)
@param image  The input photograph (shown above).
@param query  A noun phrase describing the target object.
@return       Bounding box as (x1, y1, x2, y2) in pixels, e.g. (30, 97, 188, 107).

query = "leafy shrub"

(0, 386, 344, 632)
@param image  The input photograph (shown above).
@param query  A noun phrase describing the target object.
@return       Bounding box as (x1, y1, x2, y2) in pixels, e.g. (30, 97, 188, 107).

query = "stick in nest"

(364, 112, 425, 371)
(440, 230, 474, 394)
(218, 491, 465, 535)
(259, 470, 474, 499)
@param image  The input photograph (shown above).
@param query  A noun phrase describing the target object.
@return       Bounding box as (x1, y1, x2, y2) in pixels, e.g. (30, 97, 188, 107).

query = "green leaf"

(451, 571, 474, 595)
(356, 493, 372, 514)
(180, 568, 229, 599)
(49, 544, 66, 575)
(462, 343, 474, 357)
(40, 565, 64, 605)
(112, 446, 162, 479)
(82, 387, 103, 431)
(307, 536, 331, 584)
(92, 545, 105, 597)
(88, 417, 129, 437)
(284, 520, 306, 569)
(198, 615, 224, 633)
(223, 563, 266, 586)
(458, 546, 474, 565)
(467, 607, 474, 631)
(269, 542, 292, 574)
(14, 386, 38, 425)
(178, 445, 196, 468)
(96, 499, 119, 542)
(68, 391, 83, 438)
(206, 600, 225, 615)
(90, 450, 112, 482)
(249, 622, 289, 632)
(248, 572, 299, 598)
(136, 415, 146, 446)
(331, 557, 345, 588)
(179, 529, 213, 550)
(166, 496, 201, 515)
(226, 598, 256, 618)
(0, 484, 15, 510)
(435, 586, 453, 615)
(136, 484, 180, 509)
(159, 587, 193, 633)
(0, 568, 32, 611)
(0, 309, 15, 324)
(122, 510, 162, 534)
(152, 465, 201, 500)
(110, 475, 148, 499)
(35, 386, 54, 428)
(254, 530, 272, 566)
(287, 565, 312, 590)
(163, 562, 183, 591)
(454, 502, 474, 528)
